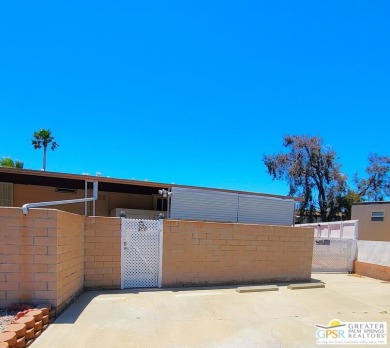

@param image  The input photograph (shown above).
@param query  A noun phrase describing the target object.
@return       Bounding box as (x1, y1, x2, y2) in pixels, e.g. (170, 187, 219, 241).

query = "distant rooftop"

(352, 201, 390, 206)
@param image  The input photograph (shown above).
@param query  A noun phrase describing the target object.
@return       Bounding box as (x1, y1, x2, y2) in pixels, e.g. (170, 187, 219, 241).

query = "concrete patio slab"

(33, 274, 390, 348)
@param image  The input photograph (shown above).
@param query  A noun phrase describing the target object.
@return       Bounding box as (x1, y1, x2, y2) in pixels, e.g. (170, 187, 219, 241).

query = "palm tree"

(0, 157, 24, 168)
(32, 129, 59, 171)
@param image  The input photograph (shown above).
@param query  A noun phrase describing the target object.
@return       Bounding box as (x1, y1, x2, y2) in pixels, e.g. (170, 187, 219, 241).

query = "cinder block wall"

(0, 207, 121, 310)
(162, 220, 313, 287)
(0, 208, 84, 309)
(56, 211, 85, 312)
(84, 217, 121, 289)
(354, 261, 390, 281)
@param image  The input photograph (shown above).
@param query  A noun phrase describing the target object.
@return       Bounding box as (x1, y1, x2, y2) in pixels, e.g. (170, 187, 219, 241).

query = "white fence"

(296, 220, 359, 239)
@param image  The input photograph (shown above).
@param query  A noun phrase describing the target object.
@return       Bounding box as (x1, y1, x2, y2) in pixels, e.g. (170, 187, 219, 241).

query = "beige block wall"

(13, 184, 153, 217)
(0, 208, 84, 309)
(354, 261, 390, 281)
(0, 207, 120, 310)
(352, 203, 390, 241)
(84, 217, 121, 289)
(56, 211, 85, 312)
(162, 220, 313, 287)
(0, 208, 57, 308)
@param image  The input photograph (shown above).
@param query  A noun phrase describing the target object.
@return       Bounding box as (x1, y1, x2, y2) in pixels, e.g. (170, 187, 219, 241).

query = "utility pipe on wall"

(22, 181, 98, 215)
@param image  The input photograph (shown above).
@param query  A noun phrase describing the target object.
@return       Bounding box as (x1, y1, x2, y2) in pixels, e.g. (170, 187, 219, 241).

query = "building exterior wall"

(162, 220, 313, 287)
(351, 203, 390, 241)
(84, 217, 121, 289)
(107, 192, 153, 212)
(12, 183, 154, 217)
(13, 184, 86, 215)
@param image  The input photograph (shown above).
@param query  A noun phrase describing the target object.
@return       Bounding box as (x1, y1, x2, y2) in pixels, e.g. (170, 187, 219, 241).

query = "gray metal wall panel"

(237, 194, 294, 226)
(170, 187, 238, 222)
(170, 187, 295, 226)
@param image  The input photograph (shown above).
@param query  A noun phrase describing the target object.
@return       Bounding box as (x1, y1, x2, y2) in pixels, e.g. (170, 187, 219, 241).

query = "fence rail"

(296, 220, 359, 239)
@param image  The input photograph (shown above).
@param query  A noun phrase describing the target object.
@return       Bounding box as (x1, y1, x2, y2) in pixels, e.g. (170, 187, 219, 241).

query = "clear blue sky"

(1, 1, 389, 196)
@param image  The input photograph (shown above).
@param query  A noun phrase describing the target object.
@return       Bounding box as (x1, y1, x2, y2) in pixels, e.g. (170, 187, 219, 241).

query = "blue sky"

(1, 1, 389, 196)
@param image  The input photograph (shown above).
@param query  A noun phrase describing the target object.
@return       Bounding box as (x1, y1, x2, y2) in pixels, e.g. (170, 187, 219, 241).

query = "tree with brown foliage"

(263, 135, 347, 223)
(355, 153, 390, 201)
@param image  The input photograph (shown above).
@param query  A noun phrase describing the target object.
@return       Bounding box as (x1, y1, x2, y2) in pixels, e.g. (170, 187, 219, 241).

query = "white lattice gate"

(312, 238, 357, 273)
(121, 218, 163, 289)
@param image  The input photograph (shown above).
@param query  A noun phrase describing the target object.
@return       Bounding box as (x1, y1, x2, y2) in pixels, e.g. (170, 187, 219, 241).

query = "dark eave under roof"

(0, 167, 303, 201)
(0, 168, 168, 195)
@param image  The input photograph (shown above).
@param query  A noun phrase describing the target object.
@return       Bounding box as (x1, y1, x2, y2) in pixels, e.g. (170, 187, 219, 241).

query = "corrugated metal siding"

(170, 187, 238, 222)
(237, 194, 294, 226)
(170, 187, 295, 226)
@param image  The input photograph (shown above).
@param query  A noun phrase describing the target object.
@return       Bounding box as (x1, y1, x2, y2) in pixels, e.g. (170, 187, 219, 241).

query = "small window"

(153, 196, 168, 211)
(56, 188, 77, 194)
(156, 197, 168, 211)
(371, 211, 384, 222)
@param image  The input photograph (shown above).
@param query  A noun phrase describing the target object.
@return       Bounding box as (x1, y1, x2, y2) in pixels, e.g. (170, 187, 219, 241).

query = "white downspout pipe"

(22, 181, 98, 215)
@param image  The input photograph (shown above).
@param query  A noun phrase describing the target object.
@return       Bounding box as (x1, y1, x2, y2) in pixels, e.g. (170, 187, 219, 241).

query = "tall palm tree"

(32, 129, 59, 171)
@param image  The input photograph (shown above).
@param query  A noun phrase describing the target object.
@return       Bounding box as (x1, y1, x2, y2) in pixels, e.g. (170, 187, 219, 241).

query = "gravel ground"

(0, 309, 17, 332)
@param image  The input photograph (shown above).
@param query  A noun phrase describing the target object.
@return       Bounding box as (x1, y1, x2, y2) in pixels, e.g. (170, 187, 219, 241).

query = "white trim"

(354, 220, 359, 240)
(158, 219, 164, 288)
(120, 217, 124, 290)
(297, 220, 359, 227)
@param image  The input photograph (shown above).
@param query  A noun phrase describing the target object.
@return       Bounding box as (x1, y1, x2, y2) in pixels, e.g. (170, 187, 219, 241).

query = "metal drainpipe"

(22, 181, 98, 215)
(167, 189, 171, 218)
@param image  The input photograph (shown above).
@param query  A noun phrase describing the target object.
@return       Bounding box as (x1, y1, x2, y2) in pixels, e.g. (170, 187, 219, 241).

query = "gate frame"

(296, 220, 359, 273)
(120, 218, 164, 289)
(312, 238, 357, 273)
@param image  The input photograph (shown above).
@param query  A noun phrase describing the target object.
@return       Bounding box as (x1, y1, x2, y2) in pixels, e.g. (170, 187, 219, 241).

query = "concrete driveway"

(33, 274, 389, 348)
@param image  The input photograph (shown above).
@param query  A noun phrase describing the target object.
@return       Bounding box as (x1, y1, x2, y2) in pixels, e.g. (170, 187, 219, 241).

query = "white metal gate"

(312, 238, 357, 272)
(121, 218, 163, 289)
(296, 221, 358, 273)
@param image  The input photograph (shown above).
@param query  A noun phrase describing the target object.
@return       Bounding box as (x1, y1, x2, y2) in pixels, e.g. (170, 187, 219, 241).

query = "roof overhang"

(0, 168, 169, 195)
(352, 201, 390, 206)
(0, 167, 303, 201)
